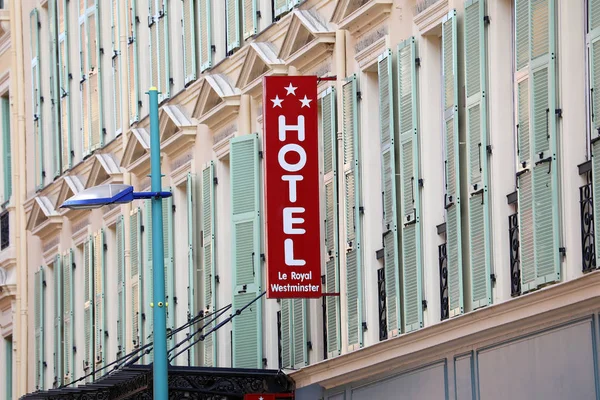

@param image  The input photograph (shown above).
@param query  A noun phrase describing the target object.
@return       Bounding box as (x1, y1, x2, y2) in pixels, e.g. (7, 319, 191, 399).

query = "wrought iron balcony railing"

(377, 267, 387, 341)
(509, 213, 521, 297)
(580, 178, 596, 273)
(439, 243, 449, 321)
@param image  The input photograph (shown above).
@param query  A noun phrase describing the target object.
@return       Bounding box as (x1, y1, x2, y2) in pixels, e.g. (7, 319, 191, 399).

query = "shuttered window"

(280, 299, 308, 369)
(320, 88, 341, 357)
(143, 201, 154, 362)
(182, 0, 196, 84)
(116, 216, 126, 357)
(112, 0, 122, 135)
(201, 163, 217, 366)
(79, 0, 103, 155)
(148, 0, 171, 102)
(58, 0, 72, 173)
(2, 97, 11, 202)
(144, 193, 175, 359)
(465, 0, 492, 309)
(31, 9, 44, 190)
(242, 0, 257, 39)
(83, 238, 93, 380)
(273, 0, 299, 20)
(378, 49, 401, 337)
(397, 37, 424, 332)
(515, 0, 559, 293)
(198, 0, 212, 71)
(50, 1, 61, 178)
(342, 75, 363, 350)
(588, 0, 600, 266)
(442, 10, 464, 317)
(230, 133, 262, 368)
(53, 255, 63, 387)
(35, 266, 45, 390)
(130, 208, 143, 352)
(186, 173, 197, 365)
(93, 230, 106, 368)
(62, 250, 75, 384)
(126, 0, 139, 124)
(226, 0, 241, 53)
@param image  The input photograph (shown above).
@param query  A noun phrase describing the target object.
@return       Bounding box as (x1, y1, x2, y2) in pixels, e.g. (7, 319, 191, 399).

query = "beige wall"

(10, 0, 600, 395)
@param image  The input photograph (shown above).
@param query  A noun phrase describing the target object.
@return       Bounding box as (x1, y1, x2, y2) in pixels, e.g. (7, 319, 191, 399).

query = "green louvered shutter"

(292, 299, 307, 367)
(126, 0, 140, 124)
(226, 0, 241, 52)
(280, 300, 291, 368)
(2, 97, 12, 202)
(280, 299, 307, 369)
(79, 8, 90, 156)
(342, 76, 363, 349)
(94, 230, 106, 368)
(83, 237, 93, 379)
(465, 0, 492, 309)
(112, 0, 122, 135)
(90, 1, 103, 150)
(130, 208, 143, 352)
(274, 0, 289, 19)
(53, 254, 63, 387)
(149, 0, 170, 101)
(397, 37, 423, 332)
(320, 88, 341, 356)
(58, 0, 72, 173)
(198, 0, 213, 71)
(442, 10, 464, 317)
(162, 190, 175, 351)
(35, 267, 45, 390)
(515, 0, 559, 291)
(230, 133, 262, 368)
(49, 1, 61, 178)
(242, 0, 257, 39)
(182, 0, 196, 84)
(116, 216, 126, 357)
(144, 200, 154, 362)
(589, 0, 600, 264)
(201, 162, 217, 366)
(31, 9, 44, 190)
(186, 173, 196, 365)
(377, 49, 401, 337)
(62, 250, 74, 384)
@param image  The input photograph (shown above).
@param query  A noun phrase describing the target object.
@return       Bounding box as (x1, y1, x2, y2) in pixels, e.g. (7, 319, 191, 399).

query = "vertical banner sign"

(264, 76, 322, 299)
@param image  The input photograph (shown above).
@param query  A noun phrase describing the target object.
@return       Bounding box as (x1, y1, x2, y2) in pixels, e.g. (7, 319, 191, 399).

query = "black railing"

(580, 177, 596, 273)
(509, 213, 521, 296)
(377, 268, 387, 341)
(0, 212, 8, 250)
(439, 243, 449, 321)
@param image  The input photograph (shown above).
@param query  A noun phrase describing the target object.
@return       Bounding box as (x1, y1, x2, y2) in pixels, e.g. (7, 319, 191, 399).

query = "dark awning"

(21, 364, 295, 400)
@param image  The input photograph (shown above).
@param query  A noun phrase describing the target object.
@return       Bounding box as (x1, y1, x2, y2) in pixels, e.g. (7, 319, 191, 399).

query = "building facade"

(3, 0, 600, 398)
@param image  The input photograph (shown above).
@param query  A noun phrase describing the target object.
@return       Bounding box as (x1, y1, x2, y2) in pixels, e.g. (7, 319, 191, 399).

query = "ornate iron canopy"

(21, 365, 295, 400)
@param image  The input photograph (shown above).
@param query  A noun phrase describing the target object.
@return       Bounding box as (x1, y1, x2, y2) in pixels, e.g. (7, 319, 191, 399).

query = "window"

(148, 0, 171, 102)
(0, 211, 8, 250)
(57, 0, 72, 172)
(5, 335, 12, 400)
(226, 0, 258, 54)
(111, 0, 122, 136)
(514, 0, 559, 293)
(1, 96, 11, 203)
(31, 9, 44, 190)
(182, 0, 196, 84)
(126, 0, 140, 124)
(34, 266, 45, 390)
(79, 0, 103, 155)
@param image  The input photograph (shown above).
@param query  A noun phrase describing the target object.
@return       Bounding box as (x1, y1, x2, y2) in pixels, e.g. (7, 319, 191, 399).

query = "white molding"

(414, 0, 448, 35)
(356, 37, 387, 70)
(291, 271, 600, 389)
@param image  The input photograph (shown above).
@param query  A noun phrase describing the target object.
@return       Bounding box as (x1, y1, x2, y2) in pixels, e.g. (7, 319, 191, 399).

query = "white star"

(259, 397, 264, 400)
(271, 95, 283, 108)
(284, 83, 297, 96)
(299, 95, 312, 108)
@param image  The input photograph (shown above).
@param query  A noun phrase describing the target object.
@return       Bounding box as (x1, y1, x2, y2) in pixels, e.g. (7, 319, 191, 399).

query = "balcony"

(439, 243, 448, 321)
(580, 171, 596, 273)
(509, 213, 521, 296)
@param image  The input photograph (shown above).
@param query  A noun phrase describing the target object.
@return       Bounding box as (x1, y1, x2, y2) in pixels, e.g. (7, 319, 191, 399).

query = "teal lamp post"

(62, 88, 169, 399)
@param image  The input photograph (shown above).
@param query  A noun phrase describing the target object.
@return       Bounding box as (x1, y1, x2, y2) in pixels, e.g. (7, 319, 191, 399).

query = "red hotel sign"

(264, 76, 322, 299)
